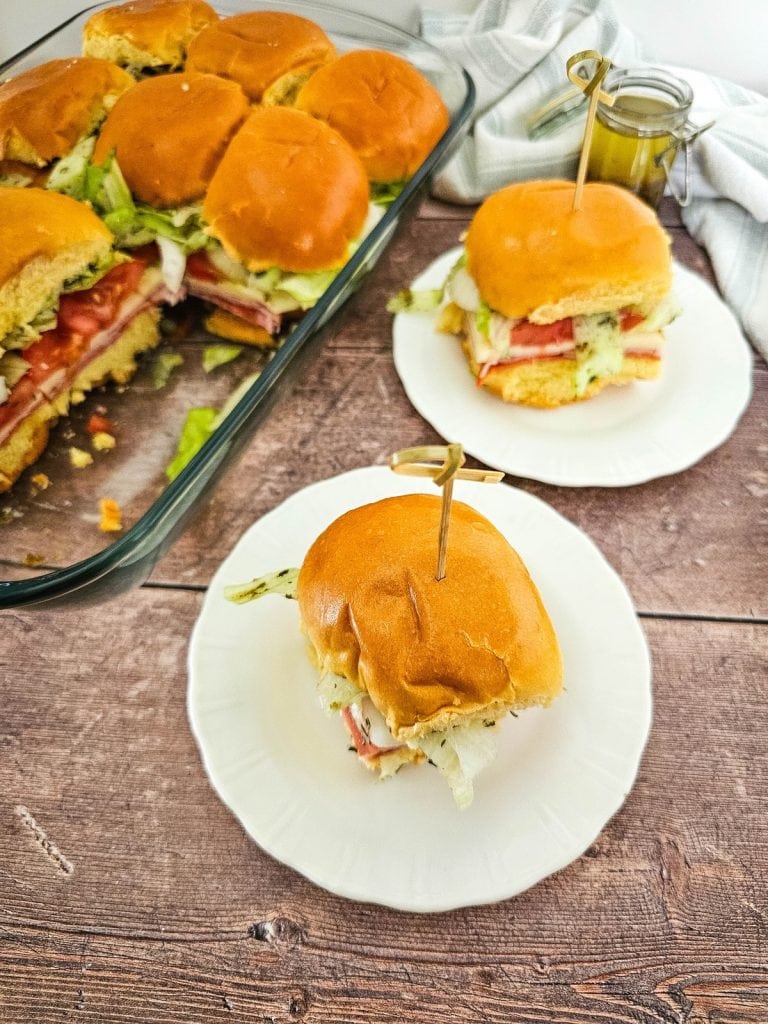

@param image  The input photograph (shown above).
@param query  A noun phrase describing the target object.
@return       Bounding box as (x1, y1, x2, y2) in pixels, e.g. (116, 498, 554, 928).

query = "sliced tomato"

(509, 317, 574, 346)
(87, 413, 115, 435)
(186, 251, 221, 283)
(620, 310, 645, 332)
(58, 259, 146, 337)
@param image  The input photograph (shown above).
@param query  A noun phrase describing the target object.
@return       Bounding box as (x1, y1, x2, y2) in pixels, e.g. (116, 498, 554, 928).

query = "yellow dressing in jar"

(585, 68, 693, 207)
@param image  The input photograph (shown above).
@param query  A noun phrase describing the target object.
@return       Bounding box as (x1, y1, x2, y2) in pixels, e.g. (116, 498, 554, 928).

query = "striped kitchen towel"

(422, 0, 768, 361)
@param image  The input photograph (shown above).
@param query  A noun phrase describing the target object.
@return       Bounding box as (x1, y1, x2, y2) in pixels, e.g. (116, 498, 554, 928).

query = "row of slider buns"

(0, 1, 449, 490)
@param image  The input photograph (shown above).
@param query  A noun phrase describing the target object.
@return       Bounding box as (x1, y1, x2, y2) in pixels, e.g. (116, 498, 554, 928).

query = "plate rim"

(187, 465, 653, 912)
(393, 252, 753, 488)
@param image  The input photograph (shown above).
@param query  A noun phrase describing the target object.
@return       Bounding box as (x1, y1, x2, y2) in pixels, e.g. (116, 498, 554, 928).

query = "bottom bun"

(463, 343, 661, 409)
(0, 308, 159, 492)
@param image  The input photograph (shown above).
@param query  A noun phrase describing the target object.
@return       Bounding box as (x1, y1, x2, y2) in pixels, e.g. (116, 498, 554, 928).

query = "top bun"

(0, 187, 113, 340)
(0, 58, 134, 167)
(203, 106, 370, 273)
(465, 180, 673, 324)
(92, 71, 249, 207)
(296, 493, 563, 741)
(83, 0, 218, 71)
(296, 49, 449, 183)
(186, 11, 335, 103)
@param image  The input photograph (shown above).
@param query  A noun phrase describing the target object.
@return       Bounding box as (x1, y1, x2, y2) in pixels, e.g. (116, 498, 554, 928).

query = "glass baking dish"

(0, 0, 474, 608)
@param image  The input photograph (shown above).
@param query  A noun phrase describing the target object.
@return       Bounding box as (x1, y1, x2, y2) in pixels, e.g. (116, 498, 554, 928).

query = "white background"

(1, 0, 766, 94)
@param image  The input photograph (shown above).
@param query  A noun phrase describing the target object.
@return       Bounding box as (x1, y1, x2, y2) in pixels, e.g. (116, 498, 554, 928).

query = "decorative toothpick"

(389, 444, 504, 581)
(566, 50, 615, 210)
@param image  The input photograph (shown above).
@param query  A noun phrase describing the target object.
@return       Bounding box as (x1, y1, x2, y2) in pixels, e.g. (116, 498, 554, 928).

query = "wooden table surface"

(2, 197, 767, 1023)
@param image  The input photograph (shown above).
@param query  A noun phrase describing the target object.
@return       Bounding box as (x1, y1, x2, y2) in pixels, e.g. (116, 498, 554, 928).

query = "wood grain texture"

(1, 589, 767, 1022)
(147, 214, 767, 620)
(2, 198, 766, 1022)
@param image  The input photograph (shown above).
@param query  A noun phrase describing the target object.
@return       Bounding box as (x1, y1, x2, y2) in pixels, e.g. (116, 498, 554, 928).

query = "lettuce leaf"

(408, 720, 499, 809)
(165, 407, 217, 481)
(203, 345, 241, 373)
(370, 180, 406, 206)
(386, 288, 444, 314)
(224, 567, 299, 603)
(48, 143, 208, 251)
(165, 372, 261, 480)
(151, 351, 184, 389)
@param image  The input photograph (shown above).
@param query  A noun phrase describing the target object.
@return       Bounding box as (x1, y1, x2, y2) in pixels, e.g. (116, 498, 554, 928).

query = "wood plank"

(148, 217, 766, 620)
(1, 588, 766, 1021)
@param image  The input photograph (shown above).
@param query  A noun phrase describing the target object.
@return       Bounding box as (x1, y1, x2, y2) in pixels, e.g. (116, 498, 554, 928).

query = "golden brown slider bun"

(466, 179, 672, 324)
(0, 187, 113, 342)
(461, 342, 661, 409)
(203, 107, 370, 273)
(0, 58, 134, 167)
(83, 0, 218, 71)
(92, 71, 249, 207)
(186, 11, 336, 104)
(297, 493, 563, 741)
(295, 49, 449, 183)
(0, 309, 159, 493)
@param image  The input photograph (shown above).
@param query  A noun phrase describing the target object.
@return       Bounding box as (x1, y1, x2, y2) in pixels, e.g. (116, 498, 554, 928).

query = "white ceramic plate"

(188, 466, 652, 912)
(393, 250, 753, 486)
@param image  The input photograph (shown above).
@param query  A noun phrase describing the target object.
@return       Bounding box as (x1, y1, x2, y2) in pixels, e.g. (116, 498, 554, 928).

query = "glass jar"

(587, 67, 697, 207)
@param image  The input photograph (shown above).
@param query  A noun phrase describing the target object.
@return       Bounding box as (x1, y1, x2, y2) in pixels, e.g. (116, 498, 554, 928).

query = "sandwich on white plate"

(226, 491, 564, 809)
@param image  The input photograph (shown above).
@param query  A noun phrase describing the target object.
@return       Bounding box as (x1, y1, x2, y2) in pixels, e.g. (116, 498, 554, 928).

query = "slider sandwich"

(49, 71, 250, 295)
(0, 188, 171, 491)
(186, 106, 375, 344)
(295, 49, 449, 207)
(186, 10, 336, 105)
(82, 0, 218, 76)
(432, 180, 678, 408)
(227, 493, 563, 808)
(0, 57, 133, 188)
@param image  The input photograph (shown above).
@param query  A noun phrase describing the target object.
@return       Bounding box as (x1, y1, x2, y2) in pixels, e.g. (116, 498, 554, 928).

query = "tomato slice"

(57, 259, 146, 337)
(619, 310, 645, 332)
(186, 251, 221, 283)
(509, 317, 574, 346)
(3, 258, 148, 411)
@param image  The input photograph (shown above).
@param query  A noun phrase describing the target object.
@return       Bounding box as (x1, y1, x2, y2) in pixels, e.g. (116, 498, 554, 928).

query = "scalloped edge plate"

(393, 252, 752, 486)
(187, 467, 652, 911)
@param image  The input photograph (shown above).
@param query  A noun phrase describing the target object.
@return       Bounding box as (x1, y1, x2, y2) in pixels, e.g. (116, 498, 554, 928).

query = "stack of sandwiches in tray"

(0, 0, 450, 490)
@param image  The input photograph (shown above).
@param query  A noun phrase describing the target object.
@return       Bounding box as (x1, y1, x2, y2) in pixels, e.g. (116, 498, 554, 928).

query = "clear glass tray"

(0, 0, 474, 608)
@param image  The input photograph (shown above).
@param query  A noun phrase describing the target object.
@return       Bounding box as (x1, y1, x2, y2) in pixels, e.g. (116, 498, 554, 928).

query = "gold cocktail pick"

(389, 444, 504, 581)
(566, 50, 615, 211)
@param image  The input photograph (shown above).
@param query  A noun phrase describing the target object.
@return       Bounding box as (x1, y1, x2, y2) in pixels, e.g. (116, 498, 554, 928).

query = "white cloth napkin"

(422, 0, 768, 361)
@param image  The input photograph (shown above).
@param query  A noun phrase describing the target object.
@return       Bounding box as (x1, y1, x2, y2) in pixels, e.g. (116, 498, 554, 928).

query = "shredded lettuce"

(224, 567, 299, 604)
(165, 407, 217, 481)
(46, 135, 96, 196)
(277, 269, 338, 307)
(408, 720, 499, 809)
(0, 171, 34, 188)
(165, 372, 261, 480)
(0, 352, 31, 388)
(151, 351, 184, 389)
(1, 306, 58, 351)
(63, 251, 126, 293)
(386, 288, 444, 314)
(48, 144, 209, 251)
(475, 299, 492, 338)
(316, 673, 363, 713)
(203, 345, 241, 373)
(156, 236, 186, 293)
(370, 180, 406, 207)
